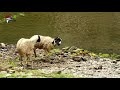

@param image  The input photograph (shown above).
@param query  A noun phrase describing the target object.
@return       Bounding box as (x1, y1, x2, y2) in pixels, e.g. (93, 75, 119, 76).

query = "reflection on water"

(0, 12, 120, 54)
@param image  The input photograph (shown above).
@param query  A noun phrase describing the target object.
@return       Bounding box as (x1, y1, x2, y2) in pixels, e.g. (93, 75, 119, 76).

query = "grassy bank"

(0, 46, 120, 78)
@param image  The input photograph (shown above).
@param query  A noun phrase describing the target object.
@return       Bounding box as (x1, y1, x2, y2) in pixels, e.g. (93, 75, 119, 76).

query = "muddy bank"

(0, 44, 120, 78)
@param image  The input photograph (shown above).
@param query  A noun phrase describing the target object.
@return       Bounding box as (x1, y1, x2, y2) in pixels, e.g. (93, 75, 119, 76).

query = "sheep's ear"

(54, 37, 59, 40)
(55, 37, 62, 41)
(52, 41, 55, 45)
(55, 37, 62, 42)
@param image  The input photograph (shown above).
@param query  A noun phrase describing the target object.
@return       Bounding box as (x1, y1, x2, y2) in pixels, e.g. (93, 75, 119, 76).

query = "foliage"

(48, 49, 62, 56)
(97, 53, 120, 59)
(98, 53, 110, 58)
(0, 12, 25, 23)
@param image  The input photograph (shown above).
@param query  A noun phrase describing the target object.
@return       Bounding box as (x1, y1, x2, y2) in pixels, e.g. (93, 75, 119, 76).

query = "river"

(0, 12, 120, 54)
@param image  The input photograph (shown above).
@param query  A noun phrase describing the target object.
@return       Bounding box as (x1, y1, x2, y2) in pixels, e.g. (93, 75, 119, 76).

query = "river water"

(0, 12, 120, 54)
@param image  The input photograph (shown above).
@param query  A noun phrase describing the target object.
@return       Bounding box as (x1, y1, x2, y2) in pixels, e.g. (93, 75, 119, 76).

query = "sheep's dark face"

(54, 37, 62, 46)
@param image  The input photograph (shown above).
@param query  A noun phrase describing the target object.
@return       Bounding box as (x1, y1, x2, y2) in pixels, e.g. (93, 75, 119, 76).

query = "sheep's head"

(52, 37, 62, 46)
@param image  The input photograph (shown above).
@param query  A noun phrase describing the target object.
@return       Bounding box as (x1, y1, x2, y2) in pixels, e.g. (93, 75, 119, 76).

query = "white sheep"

(16, 35, 40, 65)
(30, 35, 62, 57)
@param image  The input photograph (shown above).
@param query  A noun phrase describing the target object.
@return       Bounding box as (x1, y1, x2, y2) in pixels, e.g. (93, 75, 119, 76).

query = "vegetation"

(0, 69, 74, 78)
(62, 46, 120, 60)
(0, 12, 25, 23)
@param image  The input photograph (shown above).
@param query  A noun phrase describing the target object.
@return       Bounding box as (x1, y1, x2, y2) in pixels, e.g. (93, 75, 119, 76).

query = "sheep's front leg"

(26, 54, 31, 65)
(44, 49, 50, 56)
(26, 55, 33, 69)
(19, 56, 23, 66)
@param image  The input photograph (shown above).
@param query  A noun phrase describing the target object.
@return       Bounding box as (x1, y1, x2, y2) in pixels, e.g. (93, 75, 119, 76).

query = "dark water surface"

(0, 12, 120, 54)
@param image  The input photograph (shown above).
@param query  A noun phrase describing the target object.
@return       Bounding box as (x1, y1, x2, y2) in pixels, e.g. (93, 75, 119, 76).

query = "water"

(0, 12, 120, 54)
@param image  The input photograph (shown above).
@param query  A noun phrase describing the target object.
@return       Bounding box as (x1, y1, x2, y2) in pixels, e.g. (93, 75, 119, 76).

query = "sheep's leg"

(45, 49, 50, 56)
(31, 60, 33, 69)
(34, 49, 37, 58)
(29, 55, 33, 69)
(26, 55, 30, 65)
(44, 50, 49, 56)
(19, 56, 23, 66)
(26, 55, 33, 69)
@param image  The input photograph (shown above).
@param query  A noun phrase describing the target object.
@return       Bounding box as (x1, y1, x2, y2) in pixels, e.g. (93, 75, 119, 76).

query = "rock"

(94, 65, 102, 70)
(62, 54, 68, 57)
(76, 66, 81, 67)
(81, 57, 87, 61)
(49, 56, 55, 60)
(72, 56, 87, 62)
(116, 59, 120, 62)
(111, 60, 117, 64)
(57, 71, 62, 74)
(0, 43, 6, 49)
(50, 62, 54, 64)
(55, 53, 61, 55)
(72, 56, 81, 62)
(102, 59, 107, 61)
(8, 70, 15, 74)
(98, 65, 102, 69)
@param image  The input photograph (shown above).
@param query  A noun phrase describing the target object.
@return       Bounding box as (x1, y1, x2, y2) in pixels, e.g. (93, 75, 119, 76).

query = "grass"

(66, 47, 120, 60)
(0, 58, 75, 78)
(0, 69, 75, 78)
(48, 49, 62, 56)
(96, 53, 120, 59)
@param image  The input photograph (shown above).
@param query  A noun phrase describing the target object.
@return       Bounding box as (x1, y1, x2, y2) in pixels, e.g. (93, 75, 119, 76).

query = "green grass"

(97, 53, 120, 59)
(0, 69, 75, 78)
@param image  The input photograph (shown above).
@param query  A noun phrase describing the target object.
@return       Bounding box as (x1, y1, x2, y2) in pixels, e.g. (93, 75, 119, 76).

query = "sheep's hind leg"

(26, 55, 33, 69)
(34, 49, 37, 58)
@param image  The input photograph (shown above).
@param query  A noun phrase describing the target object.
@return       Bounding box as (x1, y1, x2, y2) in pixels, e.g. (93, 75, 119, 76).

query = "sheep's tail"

(37, 35, 41, 42)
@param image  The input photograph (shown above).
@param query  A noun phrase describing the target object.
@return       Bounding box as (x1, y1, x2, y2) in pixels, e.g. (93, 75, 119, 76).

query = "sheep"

(30, 35, 62, 57)
(16, 35, 40, 65)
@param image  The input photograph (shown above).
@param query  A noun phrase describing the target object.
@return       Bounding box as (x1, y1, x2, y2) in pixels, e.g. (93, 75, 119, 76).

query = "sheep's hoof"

(26, 64, 31, 67)
(18, 63, 24, 67)
(24, 64, 34, 69)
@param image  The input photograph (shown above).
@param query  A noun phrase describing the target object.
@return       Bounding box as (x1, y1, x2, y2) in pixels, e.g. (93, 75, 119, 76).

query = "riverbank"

(0, 44, 120, 78)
